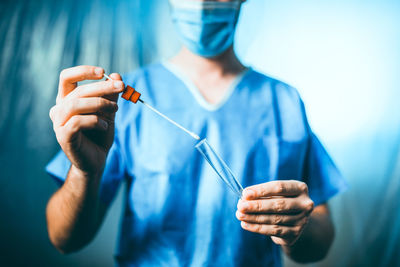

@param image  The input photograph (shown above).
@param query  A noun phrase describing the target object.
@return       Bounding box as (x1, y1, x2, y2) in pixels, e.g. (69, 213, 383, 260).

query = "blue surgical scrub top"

(46, 62, 347, 267)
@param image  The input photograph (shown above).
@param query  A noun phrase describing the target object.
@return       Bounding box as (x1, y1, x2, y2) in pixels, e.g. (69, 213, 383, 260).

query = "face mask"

(169, 0, 242, 58)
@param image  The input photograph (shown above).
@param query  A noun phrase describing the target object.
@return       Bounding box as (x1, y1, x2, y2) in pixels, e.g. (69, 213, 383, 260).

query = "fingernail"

(241, 221, 248, 228)
(113, 80, 124, 89)
(99, 119, 108, 130)
(95, 67, 103, 76)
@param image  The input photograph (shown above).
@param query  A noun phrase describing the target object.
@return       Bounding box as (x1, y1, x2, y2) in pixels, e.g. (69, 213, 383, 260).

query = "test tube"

(196, 139, 243, 198)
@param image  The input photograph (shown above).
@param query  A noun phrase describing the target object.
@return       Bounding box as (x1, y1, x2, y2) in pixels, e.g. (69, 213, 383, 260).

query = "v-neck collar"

(162, 60, 250, 112)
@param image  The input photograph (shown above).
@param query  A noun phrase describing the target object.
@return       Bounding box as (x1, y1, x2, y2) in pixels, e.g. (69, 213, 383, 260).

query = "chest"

(123, 104, 308, 186)
(193, 75, 237, 105)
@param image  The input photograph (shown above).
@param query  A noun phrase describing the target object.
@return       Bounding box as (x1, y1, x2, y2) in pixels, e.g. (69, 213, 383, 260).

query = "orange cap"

(130, 90, 141, 103)
(121, 85, 141, 103)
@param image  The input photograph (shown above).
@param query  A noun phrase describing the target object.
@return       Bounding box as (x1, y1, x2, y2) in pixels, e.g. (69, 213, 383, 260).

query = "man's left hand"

(236, 180, 314, 246)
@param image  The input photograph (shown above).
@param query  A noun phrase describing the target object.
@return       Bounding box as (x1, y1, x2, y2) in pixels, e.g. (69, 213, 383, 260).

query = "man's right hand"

(49, 65, 125, 178)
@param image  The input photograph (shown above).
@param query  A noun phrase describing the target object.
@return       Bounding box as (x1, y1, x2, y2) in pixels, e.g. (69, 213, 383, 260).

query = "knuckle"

(70, 115, 80, 125)
(272, 225, 282, 236)
(236, 210, 243, 220)
(303, 216, 310, 225)
(253, 223, 262, 232)
(255, 201, 262, 212)
(49, 106, 56, 120)
(299, 217, 308, 227)
(295, 215, 306, 226)
(67, 117, 80, 133)
(305, 200, 314, 212)
(65, 99, 77, 113)
(254, 215, 262, 223)
(244, 201, 253, 212)
(93, 115, 100, 125)
(56, 129, 67, 144)
(97, 97, 106, 108)
(63, 126, 75, 140)
(280, 229, 290, 239)
(293, 226, 302, 237)
(299, 182, 308, 193)
(54, 127, 61, 138)
(274, 181, 285, 194)
(274, 199, 286, 212)
(59, 69, 67, 80)
(99, 80, 111, 91)
(108, 80, 118, 88)
(273, 215, 282, 225)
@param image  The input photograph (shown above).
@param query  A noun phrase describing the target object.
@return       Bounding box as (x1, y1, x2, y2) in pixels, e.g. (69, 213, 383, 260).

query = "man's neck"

(168, 46, 247, 105)
(169, 46, 246, 78)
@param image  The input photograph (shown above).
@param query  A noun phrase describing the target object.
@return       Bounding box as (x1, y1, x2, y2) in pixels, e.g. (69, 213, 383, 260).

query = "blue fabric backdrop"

(0, 0, 399, 266)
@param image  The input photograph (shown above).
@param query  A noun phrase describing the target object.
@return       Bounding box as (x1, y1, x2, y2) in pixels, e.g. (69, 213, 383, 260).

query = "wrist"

(67, 165, 103, 192)
(64, 165, 103, 199)
(70, 164, 103, 181)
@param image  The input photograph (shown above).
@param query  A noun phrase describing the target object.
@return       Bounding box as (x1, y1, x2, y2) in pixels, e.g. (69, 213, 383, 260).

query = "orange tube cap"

(121, 85, 141, 103)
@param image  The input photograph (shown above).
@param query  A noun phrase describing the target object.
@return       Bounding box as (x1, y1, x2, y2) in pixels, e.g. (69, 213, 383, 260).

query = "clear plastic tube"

(195, 139, 243, 198)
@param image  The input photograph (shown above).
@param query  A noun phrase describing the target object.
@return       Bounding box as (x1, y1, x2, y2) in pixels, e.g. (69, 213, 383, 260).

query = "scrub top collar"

(162, 60, 250, 111)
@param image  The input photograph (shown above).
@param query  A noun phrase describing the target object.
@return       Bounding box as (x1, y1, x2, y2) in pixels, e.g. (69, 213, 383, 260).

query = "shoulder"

(249, 69, 302, 103)
(249, 69, 308, 140)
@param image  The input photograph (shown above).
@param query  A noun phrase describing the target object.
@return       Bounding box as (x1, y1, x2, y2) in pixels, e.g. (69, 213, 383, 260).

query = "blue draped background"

(0, 0, 399, 266)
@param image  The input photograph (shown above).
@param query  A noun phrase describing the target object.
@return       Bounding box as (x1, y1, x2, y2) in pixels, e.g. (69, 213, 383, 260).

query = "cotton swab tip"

(191, 133, 201, 140)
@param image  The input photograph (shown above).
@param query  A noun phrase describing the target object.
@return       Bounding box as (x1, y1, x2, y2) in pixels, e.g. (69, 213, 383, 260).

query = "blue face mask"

(169, 0, 242, 58)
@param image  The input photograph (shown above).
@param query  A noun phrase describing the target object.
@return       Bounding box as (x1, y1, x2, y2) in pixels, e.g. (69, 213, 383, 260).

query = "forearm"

(282, 205, 334, 263)
(46, 165, 103, 253)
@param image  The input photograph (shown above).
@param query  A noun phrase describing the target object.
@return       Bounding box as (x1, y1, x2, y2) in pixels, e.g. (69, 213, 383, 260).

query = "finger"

(54, 97, 118, 127)
(56, 115, 108, 144)
(240, 222, 303, 240)
(108, 73, 122, 81)
(242, 180, 308, 200)
(58, 65, 104, 99)
(271, 236, 297, 246)
(106, 73, 124, 102)
(64, 114, 109, 132)
(237, 197, 314, 214)
(236, 210, 308, 226)
(49, 105, 57, 123)
(65, 80, 124, 100)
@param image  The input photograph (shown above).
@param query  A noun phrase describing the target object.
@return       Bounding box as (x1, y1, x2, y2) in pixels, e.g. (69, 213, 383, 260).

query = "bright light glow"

(236, 0, 400, 144)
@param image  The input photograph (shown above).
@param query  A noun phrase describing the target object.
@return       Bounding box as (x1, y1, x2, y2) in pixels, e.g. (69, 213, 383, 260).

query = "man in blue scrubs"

(46, 0, 346, 266)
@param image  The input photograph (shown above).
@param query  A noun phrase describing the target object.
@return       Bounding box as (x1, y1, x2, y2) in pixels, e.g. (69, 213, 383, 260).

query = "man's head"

(169, 0, 246, 58)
